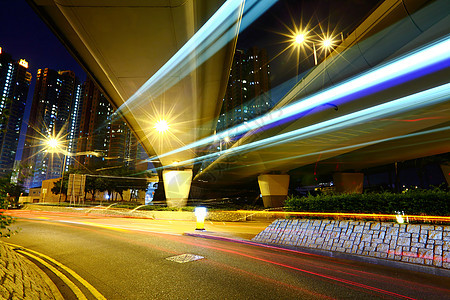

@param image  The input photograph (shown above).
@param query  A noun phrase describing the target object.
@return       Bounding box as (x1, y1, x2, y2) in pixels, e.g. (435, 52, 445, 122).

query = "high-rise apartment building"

(76, 77, 113, 167)
(217, 47, 271, 131)
(76, 77, 142, 169)
(0, 47, 31, 176)
(22, 68, 81, 188)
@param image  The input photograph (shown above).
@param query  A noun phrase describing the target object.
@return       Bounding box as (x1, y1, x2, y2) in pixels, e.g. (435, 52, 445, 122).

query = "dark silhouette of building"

(217, 47, 271, 131)
(0, 47, 31, 176)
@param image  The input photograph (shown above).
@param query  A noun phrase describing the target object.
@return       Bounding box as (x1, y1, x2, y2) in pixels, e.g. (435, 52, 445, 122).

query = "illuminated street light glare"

(154, 119, 169, 133)
(295, 33, 305, 45)
(323, 38, 333, 48)
(47, 138, 59, 148)
(224, 136, 231, 143)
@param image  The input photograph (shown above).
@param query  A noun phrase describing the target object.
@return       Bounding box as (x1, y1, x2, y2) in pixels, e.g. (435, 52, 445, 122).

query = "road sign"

(67, 174, 86, 197)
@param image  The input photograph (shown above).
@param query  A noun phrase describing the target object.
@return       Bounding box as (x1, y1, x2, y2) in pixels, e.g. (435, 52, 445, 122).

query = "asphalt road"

(4, 212, 450, 299)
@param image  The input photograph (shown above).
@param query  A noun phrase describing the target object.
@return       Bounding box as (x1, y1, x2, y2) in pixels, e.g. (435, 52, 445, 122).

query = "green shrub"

(285, 189, 450, 215)
(0, 185, 15, 237)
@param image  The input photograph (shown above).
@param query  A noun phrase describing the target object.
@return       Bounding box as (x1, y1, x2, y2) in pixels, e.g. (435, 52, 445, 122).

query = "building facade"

(217, 47, 271, 132)
(76, 77, 142, 170)
(21, 68, 81, 188)
(0, 47, 31, 177)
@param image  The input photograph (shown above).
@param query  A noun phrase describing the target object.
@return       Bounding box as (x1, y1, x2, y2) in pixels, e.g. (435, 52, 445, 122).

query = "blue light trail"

(226, 126, 450, 171)
(148, 36, 450, 163)
(159, 82, 450, 169)
(115, 0, 276, 114)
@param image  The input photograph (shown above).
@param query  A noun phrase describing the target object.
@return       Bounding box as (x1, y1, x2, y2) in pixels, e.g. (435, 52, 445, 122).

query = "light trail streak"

(218, 125, 450, 172)
(158, 83, 450, 168)
(207, 260, 335, 299)
(233, 211, 450, 223)
(148, 36, 450, 163)
(116, 0, 276, 114)
(165, 235, 417, 299)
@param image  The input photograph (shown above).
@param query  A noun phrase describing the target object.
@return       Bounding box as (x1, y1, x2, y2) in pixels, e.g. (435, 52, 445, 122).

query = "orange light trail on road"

(234, 210, 450, 223)
(167, 235, 417, 299)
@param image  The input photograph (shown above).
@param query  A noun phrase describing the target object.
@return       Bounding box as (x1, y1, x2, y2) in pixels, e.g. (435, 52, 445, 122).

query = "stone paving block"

(443, 251, 450, 263)
(387, 227, 399, 236)
(421, 224, 434, 230)
(433, 256, 443, 267)
(325, 224, 334, 230)
(397, 237, 410, 246)
(407, 224, 420, 233)
(354, 225, 364, 233)
(376, 243, 389, 253)
(443, 241, 450, 251)
(0, 285, 10, 299)
(419, 234, 427, 243)
(418, 249, 434, 259)
(429, 231, 443, 240)
(338, 221, 349, 228)
(425, 259, 433, 265)
(371, 223, 381, 230)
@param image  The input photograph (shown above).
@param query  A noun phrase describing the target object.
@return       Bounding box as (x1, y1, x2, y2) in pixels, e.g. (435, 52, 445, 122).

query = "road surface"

(4, 211, 450, 299)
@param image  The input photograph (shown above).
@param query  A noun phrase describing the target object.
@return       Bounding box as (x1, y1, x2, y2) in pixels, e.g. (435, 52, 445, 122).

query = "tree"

(0, 176, 16, 237)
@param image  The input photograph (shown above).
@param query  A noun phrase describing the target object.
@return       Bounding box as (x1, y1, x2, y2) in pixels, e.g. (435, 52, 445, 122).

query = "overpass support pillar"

(333, 173, 364, 194)
(258, 174, 290, 208)
(441, 165, 450, 187)
(163, 169, 193, 208)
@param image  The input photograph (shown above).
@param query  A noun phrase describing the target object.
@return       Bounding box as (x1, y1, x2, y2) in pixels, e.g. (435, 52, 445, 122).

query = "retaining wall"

(252, 219, 450, 270)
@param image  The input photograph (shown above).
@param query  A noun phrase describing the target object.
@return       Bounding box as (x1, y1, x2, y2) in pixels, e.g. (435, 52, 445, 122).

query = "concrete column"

(258, 174, 290, 208)
(440, 165, 450, 187)
(333, 172, 364, 194)
(163, 169, 193, 207)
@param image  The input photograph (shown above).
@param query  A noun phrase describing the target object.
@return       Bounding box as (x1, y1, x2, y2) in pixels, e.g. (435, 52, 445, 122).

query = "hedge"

(284, 189, 450, 216)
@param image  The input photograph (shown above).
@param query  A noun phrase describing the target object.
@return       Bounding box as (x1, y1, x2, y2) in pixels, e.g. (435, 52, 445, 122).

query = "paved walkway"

(0, 242, 62, 300)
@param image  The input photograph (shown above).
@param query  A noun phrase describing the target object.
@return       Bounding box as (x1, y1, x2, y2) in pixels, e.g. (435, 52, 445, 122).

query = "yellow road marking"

(7, 243, 106, 300)
(16, 250, 87, 300)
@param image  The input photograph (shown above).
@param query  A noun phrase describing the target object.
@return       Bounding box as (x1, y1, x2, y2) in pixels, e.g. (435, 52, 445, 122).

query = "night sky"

(0, 0, 379, 161)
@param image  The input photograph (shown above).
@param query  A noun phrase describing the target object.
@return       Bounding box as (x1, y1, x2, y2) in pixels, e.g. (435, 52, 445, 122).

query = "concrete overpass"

(196, 0, 450, 206)
(29, 0, 450, 207)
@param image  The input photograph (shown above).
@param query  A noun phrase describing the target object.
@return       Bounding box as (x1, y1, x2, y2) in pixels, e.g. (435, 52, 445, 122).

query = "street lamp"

(154, 119, 169, 133)
(291, 31, 336, 67)
(46, 137, 67, 202)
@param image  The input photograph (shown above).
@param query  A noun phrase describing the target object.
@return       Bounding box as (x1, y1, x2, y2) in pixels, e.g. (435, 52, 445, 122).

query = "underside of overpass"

(29, 0, 450, 207)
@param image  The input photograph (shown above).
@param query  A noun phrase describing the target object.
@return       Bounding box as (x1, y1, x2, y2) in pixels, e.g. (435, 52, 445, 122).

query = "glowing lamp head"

(294, 34, 305, 45)
(323, 39, 333, 48)
(195, 207, 207, 219)
(47, 138, 59, 149)
(154, 119, 169, 133)
(224, 136, 231, 143)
